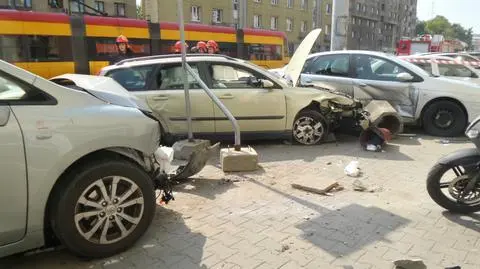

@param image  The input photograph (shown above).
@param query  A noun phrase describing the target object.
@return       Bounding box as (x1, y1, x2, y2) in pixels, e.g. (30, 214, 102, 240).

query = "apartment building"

(346, 0, 417, 51)
(144, 0, 333, 54)
(0, 0, 136, 18)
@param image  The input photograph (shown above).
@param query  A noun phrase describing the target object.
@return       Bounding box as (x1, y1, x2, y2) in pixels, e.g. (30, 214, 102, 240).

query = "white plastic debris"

(154, 146, 174, 174)
(366, 144, 377, 151)
(344, 161, 360, 177)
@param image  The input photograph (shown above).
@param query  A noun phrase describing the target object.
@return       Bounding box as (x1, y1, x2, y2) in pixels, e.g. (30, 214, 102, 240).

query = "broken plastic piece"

(344, 161, 360, 177)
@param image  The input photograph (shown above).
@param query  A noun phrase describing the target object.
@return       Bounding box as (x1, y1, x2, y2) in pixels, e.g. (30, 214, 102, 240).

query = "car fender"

(436, 148, 480, 166)
(284, 87, 356, 128)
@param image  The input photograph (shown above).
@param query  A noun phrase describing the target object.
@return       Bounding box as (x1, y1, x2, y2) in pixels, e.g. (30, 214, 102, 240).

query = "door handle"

(357, 82, 367, 87)
(219, 94, 234, 99)
(152, 95, 168, 101)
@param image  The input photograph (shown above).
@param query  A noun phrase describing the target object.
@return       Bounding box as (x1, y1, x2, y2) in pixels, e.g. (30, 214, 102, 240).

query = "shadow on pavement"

(251, 179, 411, 260)
(0, 207, 207, 269)
(174, 176, 239, 200)
(442, 211, 480, 233)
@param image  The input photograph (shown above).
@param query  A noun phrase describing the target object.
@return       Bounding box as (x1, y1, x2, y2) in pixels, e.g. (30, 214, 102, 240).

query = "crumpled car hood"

(50, 74, 151, 112)
(285, 86, 357, 107)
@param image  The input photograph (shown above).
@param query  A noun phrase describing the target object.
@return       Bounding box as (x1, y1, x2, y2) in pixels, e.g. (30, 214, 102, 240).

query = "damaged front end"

(307, 83, 403, 139)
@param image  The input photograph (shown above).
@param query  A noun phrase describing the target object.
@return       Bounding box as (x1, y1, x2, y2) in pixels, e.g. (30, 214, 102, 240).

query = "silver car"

(297, 50, 480, 137)
(0, 60, 168, 258)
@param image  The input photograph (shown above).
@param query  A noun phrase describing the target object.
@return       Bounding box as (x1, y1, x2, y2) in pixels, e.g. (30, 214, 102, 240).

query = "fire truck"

(395, 34, 466, 55)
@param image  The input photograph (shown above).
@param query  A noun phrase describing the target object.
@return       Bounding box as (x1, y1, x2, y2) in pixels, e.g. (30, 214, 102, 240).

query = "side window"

(209, 64, 263, 89)
(155, 64, 201, 90)
(305, 54, 350, 77)
(438, 64, 475, 77)
(0, 75, 27, 101)
(355, 55, 409, 81)
(106, 65, 155, 91)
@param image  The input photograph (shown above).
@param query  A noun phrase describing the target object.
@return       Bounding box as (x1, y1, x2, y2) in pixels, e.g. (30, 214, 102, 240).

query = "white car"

(272, 49, 480, 137)
(0, 59, 178, 258)
(399, 55, 480, 84)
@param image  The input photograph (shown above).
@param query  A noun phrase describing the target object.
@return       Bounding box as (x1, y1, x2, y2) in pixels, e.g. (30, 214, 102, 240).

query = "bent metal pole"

(177, 0, 194, 141)
(185, 64, 241, 151)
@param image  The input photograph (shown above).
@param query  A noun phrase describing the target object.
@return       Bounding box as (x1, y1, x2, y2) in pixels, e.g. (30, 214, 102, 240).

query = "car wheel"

(422, 100, 467, 137)
(50, 159, 155, 258)
(292, 110, 329, 145)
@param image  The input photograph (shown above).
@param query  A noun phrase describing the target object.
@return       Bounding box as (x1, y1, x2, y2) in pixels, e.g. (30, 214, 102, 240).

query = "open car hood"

(283, 28, 322, 86)
(50, 74, 151, 112)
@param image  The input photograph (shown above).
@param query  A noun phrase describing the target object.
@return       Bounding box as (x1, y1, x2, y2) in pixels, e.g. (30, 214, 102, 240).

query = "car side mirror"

(260, 79, 275, 88)
(397, 72, 414, 82)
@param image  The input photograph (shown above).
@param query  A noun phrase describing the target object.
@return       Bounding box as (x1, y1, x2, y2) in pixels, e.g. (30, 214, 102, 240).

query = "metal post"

(177, 0, 194, 142)
(185, 64, 241, 151)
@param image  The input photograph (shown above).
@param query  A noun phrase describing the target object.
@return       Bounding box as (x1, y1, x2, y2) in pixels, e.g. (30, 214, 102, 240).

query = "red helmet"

(174, 41, 188, 53)
(116, 35, 128, 43)
(206, 40, 219, 53)
(196, 41, 207, 53)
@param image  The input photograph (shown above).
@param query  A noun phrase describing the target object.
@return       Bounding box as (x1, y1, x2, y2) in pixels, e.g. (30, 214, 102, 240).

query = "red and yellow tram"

(0, 9, 288, 78)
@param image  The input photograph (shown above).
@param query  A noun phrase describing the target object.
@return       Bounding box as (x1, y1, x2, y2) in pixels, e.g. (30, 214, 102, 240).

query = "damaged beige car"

(99, 29, 400, 146)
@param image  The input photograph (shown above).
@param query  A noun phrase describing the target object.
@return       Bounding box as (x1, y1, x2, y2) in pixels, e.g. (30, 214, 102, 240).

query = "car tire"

(292, 110, 329, 145)
(422, 100, 467, 137)
(50, 159, 156, 258)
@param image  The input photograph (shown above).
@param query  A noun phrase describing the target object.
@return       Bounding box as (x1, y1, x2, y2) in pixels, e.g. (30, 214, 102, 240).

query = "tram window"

(245, 44, 282, 61)
(27, 36, 72, 61)
(0, 36, 23, 62)
(159, 40, 237, 57)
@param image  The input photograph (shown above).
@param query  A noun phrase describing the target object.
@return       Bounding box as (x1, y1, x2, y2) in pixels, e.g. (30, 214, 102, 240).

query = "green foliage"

(415, 15, 473, 50)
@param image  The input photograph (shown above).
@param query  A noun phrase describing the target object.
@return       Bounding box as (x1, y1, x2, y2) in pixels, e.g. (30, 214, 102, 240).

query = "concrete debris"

(393, 259, 427, 269)
(278, 244, 290, 253)
(352, 179, 382, 193)
(344, 161, 361, 177)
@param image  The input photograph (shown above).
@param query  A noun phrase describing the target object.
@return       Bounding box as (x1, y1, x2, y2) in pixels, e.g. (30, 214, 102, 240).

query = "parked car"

(432, 52, 480, 69)
(399, 55, 480, 84)
(0, 59, 172, 258)
(98, 29, 367, 146)
(273, 50, 480, 137)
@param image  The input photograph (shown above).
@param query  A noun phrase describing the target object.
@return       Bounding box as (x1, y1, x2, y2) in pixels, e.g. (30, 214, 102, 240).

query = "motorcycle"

(427, 116, 480, 213)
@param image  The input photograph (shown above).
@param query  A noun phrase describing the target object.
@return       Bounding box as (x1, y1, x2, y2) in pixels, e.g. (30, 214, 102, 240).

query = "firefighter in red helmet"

(206, 40, 219, 54)
(195, 41, 208, 53)
(109, 35, 134, 64)
(173, 41, 189, 54)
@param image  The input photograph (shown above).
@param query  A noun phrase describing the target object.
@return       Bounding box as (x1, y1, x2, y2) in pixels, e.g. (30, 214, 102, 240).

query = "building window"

(358, 18, 362, 25)
(325, 24, 330, 35)
(362, 4, 366, 12)
(212, 9, 223, 23)
(49, 0, 63, 8)
(376, 8, 379, 15)
(191, 6, 201, 22)
(70, 0, 85, 13)
(352, 17, 356, 24)
(9, 0, 32, 8)
(356, 3, 360, 10)
(254, 14, 262, 28)
(114, 3, 125, 16)
(371, 21, 375, 28)
(270, 16, 278, 30)
(287, 0, 293, 8)
(312, 21, 316, 28)
(326, 3, 331, 14)
(371, 7, 374, 13)
(300, 0, 306, 10)
(300, 21, 307, 33)
(271, 0, 278, 5)
(286, 18, 293, 32)
(94, 1, 105, 12)
(233, 0, 239, 20)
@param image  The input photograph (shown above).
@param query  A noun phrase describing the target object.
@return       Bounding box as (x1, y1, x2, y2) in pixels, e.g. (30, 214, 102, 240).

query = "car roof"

(102, 54, 244, 71)
(306, 50, 390, 59)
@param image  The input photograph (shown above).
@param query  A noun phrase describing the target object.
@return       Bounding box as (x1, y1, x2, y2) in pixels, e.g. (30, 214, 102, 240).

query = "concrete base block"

(220, 147, 259, 172)
(364, 100, 404, 135)
(172, 139, 211, 160)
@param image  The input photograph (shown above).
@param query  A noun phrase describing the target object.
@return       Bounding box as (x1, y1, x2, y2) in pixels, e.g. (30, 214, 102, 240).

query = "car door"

(106, 63, 215, 137)
(204, 62, 287, 135)
(300, 53, 355, 96)
(351, 54, 421, 119)
(0, 73, 28, 246)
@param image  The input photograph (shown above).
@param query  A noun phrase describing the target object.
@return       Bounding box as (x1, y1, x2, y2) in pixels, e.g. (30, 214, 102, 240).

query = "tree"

(136, 5, 144, 20)
(425, 16, 452, 38)
(415, 20, 426, 35)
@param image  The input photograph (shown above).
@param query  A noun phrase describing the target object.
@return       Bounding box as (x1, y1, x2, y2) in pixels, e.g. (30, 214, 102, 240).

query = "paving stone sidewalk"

(1, 135, 479, 269)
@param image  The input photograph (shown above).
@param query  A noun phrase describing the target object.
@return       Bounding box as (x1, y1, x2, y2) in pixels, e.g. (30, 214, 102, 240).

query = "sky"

(417, 0, 480, 33)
